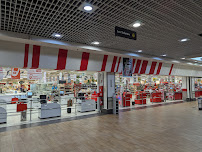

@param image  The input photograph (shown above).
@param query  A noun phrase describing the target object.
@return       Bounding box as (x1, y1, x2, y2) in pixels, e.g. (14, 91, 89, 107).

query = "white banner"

(0, 67, 3, 80)
(27, 69, 42, 80)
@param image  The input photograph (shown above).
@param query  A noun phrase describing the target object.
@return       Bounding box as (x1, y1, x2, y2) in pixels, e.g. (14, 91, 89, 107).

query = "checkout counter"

(76, 93, 96, 112)
(38, 95, 61, 119)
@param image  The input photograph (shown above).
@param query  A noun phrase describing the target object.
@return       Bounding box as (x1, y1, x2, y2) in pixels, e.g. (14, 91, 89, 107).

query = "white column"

(182, 76, 195, 101)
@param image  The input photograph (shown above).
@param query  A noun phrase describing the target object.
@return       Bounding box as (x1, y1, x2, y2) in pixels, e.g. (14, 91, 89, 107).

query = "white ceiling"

(1, 0, 202, 63)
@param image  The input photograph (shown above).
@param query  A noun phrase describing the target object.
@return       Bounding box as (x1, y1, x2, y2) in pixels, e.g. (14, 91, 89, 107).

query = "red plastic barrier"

(123, 92, 131, 107)
(150, 92, 162, 102)
(174, 92, 182, 100)
(17, 103, 27, 112)
(135, 99, 146, 104)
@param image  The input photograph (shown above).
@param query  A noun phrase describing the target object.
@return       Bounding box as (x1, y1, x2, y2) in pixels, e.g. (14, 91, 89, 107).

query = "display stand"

(150, 92, 162, 102)
(122, 92, 131, 107)
(174, 92, 182, 100)
(134, 91, 146, 104)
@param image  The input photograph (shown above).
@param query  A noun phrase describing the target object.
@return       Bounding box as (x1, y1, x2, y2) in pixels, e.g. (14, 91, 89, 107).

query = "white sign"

(44, 72, 46, 83)
(0, 67, 3, 80)
(28, 69, 42, 80)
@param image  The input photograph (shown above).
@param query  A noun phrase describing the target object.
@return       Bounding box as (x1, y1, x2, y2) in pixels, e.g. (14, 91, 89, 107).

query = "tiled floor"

(1, 101, 202, 152)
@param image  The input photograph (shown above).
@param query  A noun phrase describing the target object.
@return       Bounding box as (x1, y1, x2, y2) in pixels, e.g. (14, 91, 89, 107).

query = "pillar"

(101, 72, 115, 114)
(182, 77, 195, 101)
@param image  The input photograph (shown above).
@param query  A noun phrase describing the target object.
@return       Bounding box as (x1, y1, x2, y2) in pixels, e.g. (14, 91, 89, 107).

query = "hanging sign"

(11, 68, 20, 79)
(115, 26, 137, 40)
(27, 69, 42, 80)
(123, 58, 132, 77)
(0, 67, 3, 80)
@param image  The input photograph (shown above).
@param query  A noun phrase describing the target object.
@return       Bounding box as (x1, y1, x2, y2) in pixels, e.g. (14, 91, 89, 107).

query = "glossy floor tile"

(1, 101, 201, 152)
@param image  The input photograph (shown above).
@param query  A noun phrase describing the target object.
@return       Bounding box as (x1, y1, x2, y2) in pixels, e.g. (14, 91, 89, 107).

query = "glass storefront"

(115, 74, 183, 108)
(0, 68, 99, 127)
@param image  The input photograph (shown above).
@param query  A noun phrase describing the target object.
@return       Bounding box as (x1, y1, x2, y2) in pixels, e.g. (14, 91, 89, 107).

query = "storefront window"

(115, 74, 183, 108)
(0, 68, 98, 127)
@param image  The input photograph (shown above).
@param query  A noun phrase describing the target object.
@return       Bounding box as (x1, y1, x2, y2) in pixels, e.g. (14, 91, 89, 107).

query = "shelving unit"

(60, 83, 74, 95)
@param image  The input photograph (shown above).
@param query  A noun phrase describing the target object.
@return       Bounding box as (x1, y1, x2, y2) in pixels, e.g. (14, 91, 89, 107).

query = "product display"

(115, 74, 185, 108)
(0, 68, 99, 126)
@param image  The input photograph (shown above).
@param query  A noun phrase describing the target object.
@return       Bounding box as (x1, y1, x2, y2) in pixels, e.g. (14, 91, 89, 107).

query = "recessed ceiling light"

(129, 21, 143, 28)
(179, 38, 190, 42)
(133, 22, 141, 28)
(78, 2, 98, 13)
(91, 41, 100, 45)
(181, 57, 185, 59)
(84, 6, 93, 11)
(55, 34, 61, 37)
(137, 50, 142, 52)
(52, 33, 63, 38)
(161, 54, 167, 57)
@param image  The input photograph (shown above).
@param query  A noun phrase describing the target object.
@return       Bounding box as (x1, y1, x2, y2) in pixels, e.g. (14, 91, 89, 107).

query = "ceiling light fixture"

(129, 21, 143, 28)
(137, 50, 142, 52)
(55, 34, 61, 37)
(78, 2, 98, 13)
(181, 57, 185, 59)
(161, 54, 167, 57)
(133, 22, 141, 28)
(52, 33, 63, 38)
(179, 38, 190, 42)
(91, 41, 100, 45)
(84, 6, 93, 11)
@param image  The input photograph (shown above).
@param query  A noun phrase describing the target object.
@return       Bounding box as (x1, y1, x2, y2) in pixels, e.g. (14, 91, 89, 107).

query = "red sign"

(11, 68, 20, 79)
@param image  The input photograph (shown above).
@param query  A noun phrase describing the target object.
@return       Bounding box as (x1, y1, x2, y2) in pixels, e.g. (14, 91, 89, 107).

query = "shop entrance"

(0, 68, 100, 127)
(115, 74, 184, 109)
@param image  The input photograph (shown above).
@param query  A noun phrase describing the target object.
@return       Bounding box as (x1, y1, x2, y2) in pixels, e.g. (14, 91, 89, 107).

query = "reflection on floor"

(0, 103, 98, 128)
(119, 98, 183, 110)
(0, 101, 200, 152)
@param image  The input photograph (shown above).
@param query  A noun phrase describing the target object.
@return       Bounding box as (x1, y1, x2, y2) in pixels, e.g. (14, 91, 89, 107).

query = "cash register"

(40, 95, 47, 104)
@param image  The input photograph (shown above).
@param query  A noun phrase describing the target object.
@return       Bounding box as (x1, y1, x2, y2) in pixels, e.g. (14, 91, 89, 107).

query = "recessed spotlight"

(161, 54, 167, 57)
(91, 41, 100, 45)
(84, 6, 93, 11)
(129, 21, 143, 28)
(137, 50, 142, 52)
(179, 38, 190, 42)
(78, 2, 98, 13)
(133, 22, 141, 28)
(55, 34, 61, 37)
(52, 33, 63, 38)
(181, 57, 185, 59)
